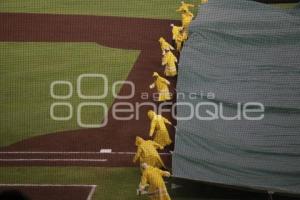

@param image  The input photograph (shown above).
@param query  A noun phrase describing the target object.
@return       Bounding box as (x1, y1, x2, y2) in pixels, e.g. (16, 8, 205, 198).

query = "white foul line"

(102, 152, 171, 155)
(0, 184, 97, 200)
(87, 185, 97, 200)
(0, 184, 96, 187)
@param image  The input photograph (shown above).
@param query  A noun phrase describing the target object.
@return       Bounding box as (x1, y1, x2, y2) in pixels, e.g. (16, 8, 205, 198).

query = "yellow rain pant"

(162, 51, 177, 77)
(149, 114, 172, 148)
(133, 137, 165, 168)
(140, 166, 171, 200)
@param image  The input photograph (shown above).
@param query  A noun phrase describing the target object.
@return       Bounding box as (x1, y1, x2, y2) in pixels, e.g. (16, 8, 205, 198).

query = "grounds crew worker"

(175, 31, 187, 51)
(170, 24, 187, 51)
(177, 1, 208, 13)
(159, 37, 174, 55)
(147, 110, 172, 149)
(176, 1, 194, 13)
(162, 51, 177, 77)
(181, 10, 194, 33)
(133, 136, 166, 169)
(138, 163, 171, 200)
(149, 72, 172, 102)
(179, 0, 208, 33)
(170, 24, 183, 40)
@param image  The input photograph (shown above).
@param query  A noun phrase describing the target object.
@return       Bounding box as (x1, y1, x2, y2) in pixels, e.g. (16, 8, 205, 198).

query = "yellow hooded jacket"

(174, 30, 188, 51)
(133, 137, 165, 168)
(140, 166, 171, 200)
(149, 73, 172, 102)
(162, 51, 177, 77)
(148, 111, 172, 148)
(176, 2, 194, 13)
(171, 25, 183, 40)
(181, 11, 194, 29)
(159, 37, 174, 55)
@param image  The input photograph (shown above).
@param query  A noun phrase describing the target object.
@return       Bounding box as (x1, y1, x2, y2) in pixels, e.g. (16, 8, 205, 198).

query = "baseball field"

(0, 1, 298, 200)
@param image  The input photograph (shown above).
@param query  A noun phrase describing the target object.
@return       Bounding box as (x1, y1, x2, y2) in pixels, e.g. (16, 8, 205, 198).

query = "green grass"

(0, 2, 298, 200)
(272, 3, 298, 9)
(0, 166, 250, 200)
(0, 167, 147, 200)
(0, 42, 139, 146)
(0, 1, 297, 20)
(0, 0, 201, 20)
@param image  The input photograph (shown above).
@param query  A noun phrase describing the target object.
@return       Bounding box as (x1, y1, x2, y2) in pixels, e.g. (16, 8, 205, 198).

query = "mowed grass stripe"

(0, 167, 145, 200)
(0, 0, 203, 20)
(0, 42, 139, 147)
(0, 1, 297, 20)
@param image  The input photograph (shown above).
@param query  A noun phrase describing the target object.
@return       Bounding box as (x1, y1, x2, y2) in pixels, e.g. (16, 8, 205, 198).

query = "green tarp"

(172, 0, 300, 194)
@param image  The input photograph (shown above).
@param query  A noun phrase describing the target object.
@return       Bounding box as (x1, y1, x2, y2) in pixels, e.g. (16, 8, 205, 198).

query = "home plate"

(100, 149, 112, 153)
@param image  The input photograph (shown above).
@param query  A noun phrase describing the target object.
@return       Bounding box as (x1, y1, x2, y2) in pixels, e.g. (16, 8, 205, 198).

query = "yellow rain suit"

(170, 25, 187, 51)
(162, 51, 177, 77)
(181, 11, 194, 31)
(133, 137, 165, 168)
(175, 34, 184, 51)
(139, 165, 171, 200)
(176, 31, 188, 51)
(182, 30, 188, 42)
(159, 37, 174, 55)
(176, 1, 194, 13)
(148, 110, 172, 148)
(149, 72, 172, 102)
(170, 24, 183, 40)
